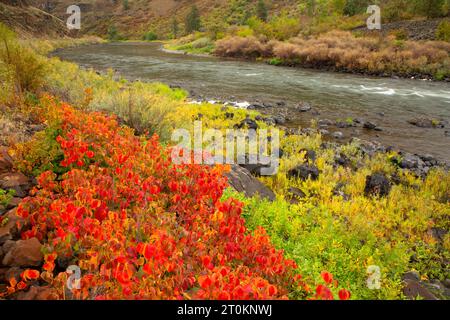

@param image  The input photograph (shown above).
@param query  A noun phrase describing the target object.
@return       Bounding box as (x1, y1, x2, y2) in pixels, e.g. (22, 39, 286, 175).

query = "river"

(53, 42, 450, 162)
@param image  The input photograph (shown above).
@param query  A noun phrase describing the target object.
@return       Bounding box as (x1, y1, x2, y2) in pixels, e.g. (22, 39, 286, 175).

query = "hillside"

(3, 1, 448, 39)
(0, 1, 69, 37)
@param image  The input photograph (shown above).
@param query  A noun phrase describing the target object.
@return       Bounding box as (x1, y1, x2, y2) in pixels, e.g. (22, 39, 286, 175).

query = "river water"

(54, 42, 450, 162)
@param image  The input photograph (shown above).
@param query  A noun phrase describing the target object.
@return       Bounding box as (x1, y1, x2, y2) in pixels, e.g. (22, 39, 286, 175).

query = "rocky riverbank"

(184, 92, 449, 173)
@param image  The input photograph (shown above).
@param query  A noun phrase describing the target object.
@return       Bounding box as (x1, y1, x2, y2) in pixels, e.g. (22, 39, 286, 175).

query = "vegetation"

(185, 5, 202, 34)
(0, 20, 448, 300)
(142, 31, 158, 41)
(160, 0, 450, 79)
(214, 31, 450, 79)
(0, 188, 15, 207)
(436, 20, 450, 42)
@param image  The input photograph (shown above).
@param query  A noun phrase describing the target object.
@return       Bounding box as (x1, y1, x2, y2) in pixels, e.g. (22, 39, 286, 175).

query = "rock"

(247, 103, 264, 110)
(419, 154, 436, 163)
(336, 121, 353, 128)
(332, 131, 344, 139)
(287, 164, 319, 181)
(0, 209, 24, 245)
(6, 197, 21, 210)
(0, 267, 8, 282)
(300, 149, 316, 162)
(272, 115, 286, 125)
(403, 271, 420, 282)
(408, 118, 444, 128)
(2, 238, 43, 267)
(318, 119, 334, 127)
(225, 165, 276, 201)
(363, 121, 378, 130)
(295, 102, 312, 112)
(287, 187, 306, 204)
(335, 153, 352, 168)
(239, 163, 272, 177)
(443, 279, 450, 288)
(429, 227, 447, 242)
(403, 279, 438, 300)
(263, 117, 277, 126)
(3, 267, 23, 283)
(276, 101, 286, 107)
(224, 112, 234, 119)
(319, 129, 330, 136)
(332, 183, 350, 200)
(16, 286, 59, 300)
(2, 239, 16, 254)
(364, 173, 391, 197)
(236, 117, 258, 130)
(0, 172, 31, 198)
(0, 147, 13, 175)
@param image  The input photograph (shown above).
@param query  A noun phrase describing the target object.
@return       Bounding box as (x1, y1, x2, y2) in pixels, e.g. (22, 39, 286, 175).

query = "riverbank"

(165, 26, 450, 81)
(54, 42, 450, 162)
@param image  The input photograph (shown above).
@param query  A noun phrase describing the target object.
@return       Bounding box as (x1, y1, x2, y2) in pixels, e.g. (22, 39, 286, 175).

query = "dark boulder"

(332, 131, 344, 139)
(364, 173, 391, 197)
(403, 281, 438, 300)
(0, 172, 32, 198)
(287, 187, 306, 204)
(295, 102, 312, 112)
(400, 153, 424, 169)
(300, 149, 316, 162)
(408, 118, 445, 128)
(272, 115, 286, 125)
(225, 165, 276, 201)
(363, 121, 382, 131)
(236, 117, 258, 130)
(288, 164, 319, 181)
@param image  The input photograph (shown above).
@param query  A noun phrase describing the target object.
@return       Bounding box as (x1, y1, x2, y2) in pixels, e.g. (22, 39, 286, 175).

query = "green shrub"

(0, 23, 45, 95)
(436, 20, 450, 42)
(142, 31, 158, 41)
(0, 188, 15, 207)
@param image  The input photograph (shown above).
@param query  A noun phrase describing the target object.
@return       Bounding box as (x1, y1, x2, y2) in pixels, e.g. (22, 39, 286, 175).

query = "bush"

(215, 31, 450, 79)
(142, 31, 158, 41)
(3, 100, 349, 300)
(0, 23, 46, 95)
(436, 20, 450, 42)
(214, 36, 272, 58)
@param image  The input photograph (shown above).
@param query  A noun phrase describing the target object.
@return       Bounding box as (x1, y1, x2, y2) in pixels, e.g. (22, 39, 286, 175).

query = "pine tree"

(256, 0, 268, 22)
(172, 17, 179, 38)
(122, 0, 129, 10)
(185, 5, 201, 33)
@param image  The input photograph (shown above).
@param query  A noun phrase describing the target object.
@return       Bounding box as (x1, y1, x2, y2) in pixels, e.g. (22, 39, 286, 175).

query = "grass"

(1, 23, 449, 300)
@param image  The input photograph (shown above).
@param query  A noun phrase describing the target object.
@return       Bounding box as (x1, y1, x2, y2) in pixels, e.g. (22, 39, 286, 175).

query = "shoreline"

(161, 42, 450, 82)
(52, 41, 450, 167)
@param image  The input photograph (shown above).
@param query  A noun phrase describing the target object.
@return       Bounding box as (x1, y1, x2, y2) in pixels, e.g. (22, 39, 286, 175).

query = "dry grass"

(215, 31, 450, 78)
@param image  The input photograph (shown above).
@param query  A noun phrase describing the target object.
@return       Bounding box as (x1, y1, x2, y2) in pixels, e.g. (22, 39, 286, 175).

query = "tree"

(172, 17, 179, 38)
(413, 0, 445, 18)
(107, 25, 119, 41)
(122, 0, 129, 10)
(256, 0, 268, 22)
(185, 5, 201, 34)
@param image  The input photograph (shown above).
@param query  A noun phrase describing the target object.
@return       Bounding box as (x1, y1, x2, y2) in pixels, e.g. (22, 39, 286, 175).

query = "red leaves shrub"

(3, 98, 349, 300)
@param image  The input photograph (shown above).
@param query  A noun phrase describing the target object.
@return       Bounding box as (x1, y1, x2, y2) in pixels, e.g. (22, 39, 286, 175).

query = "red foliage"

(2, 98, 349, 300)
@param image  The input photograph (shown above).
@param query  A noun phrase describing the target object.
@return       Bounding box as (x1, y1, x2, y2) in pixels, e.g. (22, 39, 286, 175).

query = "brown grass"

(214, 31, 450, 78)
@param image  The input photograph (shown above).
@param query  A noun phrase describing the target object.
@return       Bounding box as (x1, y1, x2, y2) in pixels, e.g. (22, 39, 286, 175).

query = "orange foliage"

(1, 97, 350, 300)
